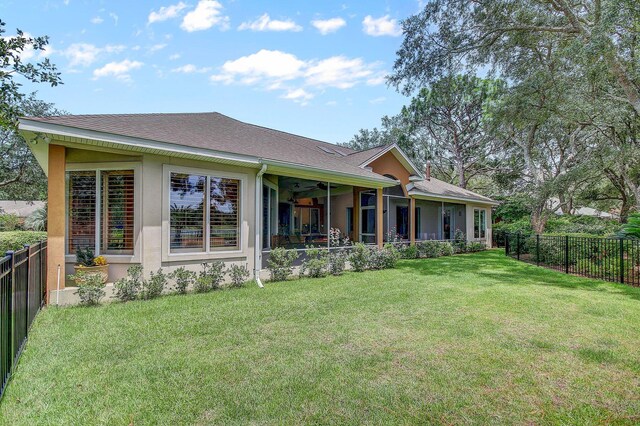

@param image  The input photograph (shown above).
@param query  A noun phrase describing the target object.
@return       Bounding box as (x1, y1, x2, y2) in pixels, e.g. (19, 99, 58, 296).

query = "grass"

(2, 250, 640, 424)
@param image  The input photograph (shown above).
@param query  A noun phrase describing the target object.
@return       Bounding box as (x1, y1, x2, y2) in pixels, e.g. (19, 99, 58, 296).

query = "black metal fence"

(0, 241, 47, 400)
(504, 233, 640, 286)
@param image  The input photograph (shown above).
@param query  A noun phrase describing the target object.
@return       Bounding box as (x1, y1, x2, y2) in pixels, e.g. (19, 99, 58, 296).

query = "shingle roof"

(22, 112, 392, 182)
(410, 177, 496, 204)
(342, 145, 388, 166)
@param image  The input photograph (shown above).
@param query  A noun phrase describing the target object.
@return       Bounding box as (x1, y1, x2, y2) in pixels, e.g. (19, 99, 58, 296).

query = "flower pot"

(73, 264, 109, 285)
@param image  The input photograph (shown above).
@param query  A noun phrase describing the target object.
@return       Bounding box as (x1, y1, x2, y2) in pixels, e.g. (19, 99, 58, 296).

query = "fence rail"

(504, 233, 640, 286)
(0, 241, 47, 400)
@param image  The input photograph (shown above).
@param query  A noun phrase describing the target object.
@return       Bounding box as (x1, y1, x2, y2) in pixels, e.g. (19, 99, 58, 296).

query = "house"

(0, 201, 45, 218)
(19, 112, 496, 303)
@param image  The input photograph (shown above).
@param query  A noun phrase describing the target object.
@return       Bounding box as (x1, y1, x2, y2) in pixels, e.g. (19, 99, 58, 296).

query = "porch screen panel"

(474, 209, 486, 239)
(210, 177, 240, 250)
(101, 170, 135, 254)
(170, 173, 206, 252)
(67, 171, 97, 253)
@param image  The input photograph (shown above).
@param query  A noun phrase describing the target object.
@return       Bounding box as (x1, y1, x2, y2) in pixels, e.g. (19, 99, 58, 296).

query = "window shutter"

(101, 170, 135, 254)
(210, 177, 240, 250)
(68, 171, 97, 253)
(170, 173, 206, 252)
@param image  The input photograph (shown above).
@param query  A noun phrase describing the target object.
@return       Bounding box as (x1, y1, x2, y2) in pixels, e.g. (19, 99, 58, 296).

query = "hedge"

(0, 231, 47, 255)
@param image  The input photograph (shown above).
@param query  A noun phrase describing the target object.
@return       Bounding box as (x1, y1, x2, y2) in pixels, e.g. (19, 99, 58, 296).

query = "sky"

(1, 0, 423, 144)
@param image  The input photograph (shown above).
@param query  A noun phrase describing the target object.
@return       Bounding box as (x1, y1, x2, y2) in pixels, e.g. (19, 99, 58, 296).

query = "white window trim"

(474, 207, 487, 240)
(162, 164, 248, 262)
(65, 162, 142, 264)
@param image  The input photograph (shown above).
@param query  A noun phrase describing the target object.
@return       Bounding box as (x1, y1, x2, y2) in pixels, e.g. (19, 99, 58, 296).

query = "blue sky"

(1, 0, 422, 144)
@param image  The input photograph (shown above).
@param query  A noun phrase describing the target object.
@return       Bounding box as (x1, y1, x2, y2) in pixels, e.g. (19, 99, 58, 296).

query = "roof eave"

(408, 189, 499, 206)
(358, 143, 424, 179)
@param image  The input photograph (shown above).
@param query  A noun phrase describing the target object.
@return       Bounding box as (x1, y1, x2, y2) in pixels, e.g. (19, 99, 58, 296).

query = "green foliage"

(327, 250, 347, 276)
(0, 231, 46, 253)
(440, 242, 454, 256)
(169, 267, 196, 294)
(70, 271, 105, 306)
(0, 213, 21, 231)
(493, 219, 533, 235)
(399, 244, 419, 259)
(74, 246, 95, 267)
(369, 244, 400, 270)
(114, 265, 143, 302)
(228, 263, 250, 288)
(195, 261, 226, 292)
(25, 205, 47, 231)
(494, 196, 531, 223)
(349, 243, 370, 272)
(466, 242, 485, 253)
(267, 247, 299, 282)
(417, 240, 443, 258)
(299, 246, 328, 278)
(620, 213, 640, 239)
(452, 230, 467, 253)
(141, 269, 167, 300)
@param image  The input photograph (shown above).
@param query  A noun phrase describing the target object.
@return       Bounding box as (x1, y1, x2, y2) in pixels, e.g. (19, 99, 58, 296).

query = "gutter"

(254, 164, 267, 288)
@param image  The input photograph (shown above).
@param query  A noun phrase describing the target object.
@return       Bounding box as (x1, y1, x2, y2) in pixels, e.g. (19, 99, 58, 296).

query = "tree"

(0, 95, 66, 200)
(403, 74, 505, 189)
(1, 20, 62, 129)
(390, 1, 640, 115)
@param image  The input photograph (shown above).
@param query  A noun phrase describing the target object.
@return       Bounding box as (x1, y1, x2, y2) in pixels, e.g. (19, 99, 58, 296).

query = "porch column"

(409, 197, 416, 245)
(376, 187, 383, 248)
(47, 144, 66, 298)
(353, 187, 360, 242)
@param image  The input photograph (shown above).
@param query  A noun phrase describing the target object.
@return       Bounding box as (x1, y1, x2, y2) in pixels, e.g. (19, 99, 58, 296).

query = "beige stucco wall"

(62, 145, 258, 284)
(329, 192, 353, 235)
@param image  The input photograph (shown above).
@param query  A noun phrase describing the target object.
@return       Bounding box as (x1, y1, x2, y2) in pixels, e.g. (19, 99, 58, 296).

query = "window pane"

(170, 173, 205, 252)
(474, 209, 480, 239)
(362, 209, 376, 234)
(360, 192, 376, 207)
(480, 210, 486, 238)
(68, 171, 96, 254)
(210, 177, 240, 250)
(101, 170, 134, 254)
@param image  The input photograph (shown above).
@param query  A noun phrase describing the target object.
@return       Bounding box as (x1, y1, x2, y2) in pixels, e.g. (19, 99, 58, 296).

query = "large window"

(474, 208, 487, 239)
(169, 172, 241, 254)
(360, 192, 376, 243)
(67, 169, 135, 255)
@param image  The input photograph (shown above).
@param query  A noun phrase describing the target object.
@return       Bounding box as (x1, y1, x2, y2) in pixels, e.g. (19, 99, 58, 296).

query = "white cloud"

(90, 16, 104, 24)
(362, 15, 402, 37)
(181, 0, 229, 32)
(369, 96, 386, 104)
(210, 49, 384, 104)
(93, 59, 143, 81)
(311, 17, 346, 35)
(63, 43, 126, 67)
(109, 12, 119, 25)
(148, 2, 188, 24)
(169, 53, 181, 60)
(238, 14, 302, 32)
(366, 73, 386, 86)
(149, 43, 168, 52)
(171, 64, 211, 73)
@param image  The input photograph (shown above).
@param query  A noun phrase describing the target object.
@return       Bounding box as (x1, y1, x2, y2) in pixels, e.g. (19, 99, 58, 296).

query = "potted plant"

(73, 247, 109, 284)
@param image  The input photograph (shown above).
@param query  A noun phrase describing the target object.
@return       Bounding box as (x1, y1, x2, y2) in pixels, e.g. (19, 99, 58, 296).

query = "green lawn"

(2, 250, 640, 425)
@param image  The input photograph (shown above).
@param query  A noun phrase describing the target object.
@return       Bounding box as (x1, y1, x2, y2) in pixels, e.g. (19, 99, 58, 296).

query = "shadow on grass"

(398, 250, 640, 302)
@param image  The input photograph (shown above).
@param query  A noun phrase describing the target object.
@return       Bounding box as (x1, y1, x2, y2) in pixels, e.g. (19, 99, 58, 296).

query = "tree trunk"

(531, 208, 547, 234)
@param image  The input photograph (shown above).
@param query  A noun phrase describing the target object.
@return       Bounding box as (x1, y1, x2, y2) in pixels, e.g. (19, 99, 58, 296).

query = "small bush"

(0, 213, 21, 231)
(169, 267, 196, 294)
(228, 263, 250, 288)
(70, 271, 105, 306)
(114, 265, 143, 301)
(75, 246, 95, 267)
(267, 247, 299, 281)
(0, 231, 47, 254)
(328, 250, 347, 276)
(466, 241, 486, 252)
(141, 268, 167, 300)
(417, 240, 443, 258)
(399, 244, 418, 259)
(453, 230, 467, 253)
(349, 243, 370, 272)
(25, 206, 47, 231)
(369, 244, 400, 270)
(440, 242, 454, 256)
(300, 247, 328, 278)
(329, 228, 351, 247)
(195, 261, 226, 292)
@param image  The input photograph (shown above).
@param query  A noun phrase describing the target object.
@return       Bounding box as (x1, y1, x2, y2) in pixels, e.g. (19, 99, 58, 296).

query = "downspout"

(254, 164, 267, 288)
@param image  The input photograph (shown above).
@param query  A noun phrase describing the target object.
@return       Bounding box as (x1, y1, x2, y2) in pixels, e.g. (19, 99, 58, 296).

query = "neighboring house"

(19, 112, 496, 302)
(0, 201, 45, 218)
(548, 198, 619, 219)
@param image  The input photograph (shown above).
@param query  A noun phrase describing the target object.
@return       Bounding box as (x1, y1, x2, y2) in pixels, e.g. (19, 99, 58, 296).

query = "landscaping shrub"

(328, 250, 347, 276)
(114, 265, 143, 301)
(0, 213, 22, 231)
(466, 241, 486, 252)
(417, 240, 443, 258)
(267, 247, 298, 281)
(0, 231, 47, 254)
(399, 244, 418, 259)
(141, 268, 167, 300)
(70, 271, 105, 306)
(368, 244, 400, 270)
(300, 246, 328, 278)
(195, 261, 226, 292)
(228, 263, 250, 288)
(169, 267, 196, 294)
(349, 243, 370, 272)
(25, 206, 47, 231)
(452, 230, 468, 254)
(329, 227, 351, 247)
(440, 242, 454, 256)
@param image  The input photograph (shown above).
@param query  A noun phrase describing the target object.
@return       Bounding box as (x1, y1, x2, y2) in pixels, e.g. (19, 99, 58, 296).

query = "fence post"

(620, 238, 625, 284)
(536, 234, 540, 266)
(6, 251, 14, 374)
(516, 233, 520, 260)
(505, 233, 509, 256)
(564, 235, 569, 274)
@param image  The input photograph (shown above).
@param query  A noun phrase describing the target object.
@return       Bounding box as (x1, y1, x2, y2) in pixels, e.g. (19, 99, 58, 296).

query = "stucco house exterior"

(19, 112, 496, 303)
